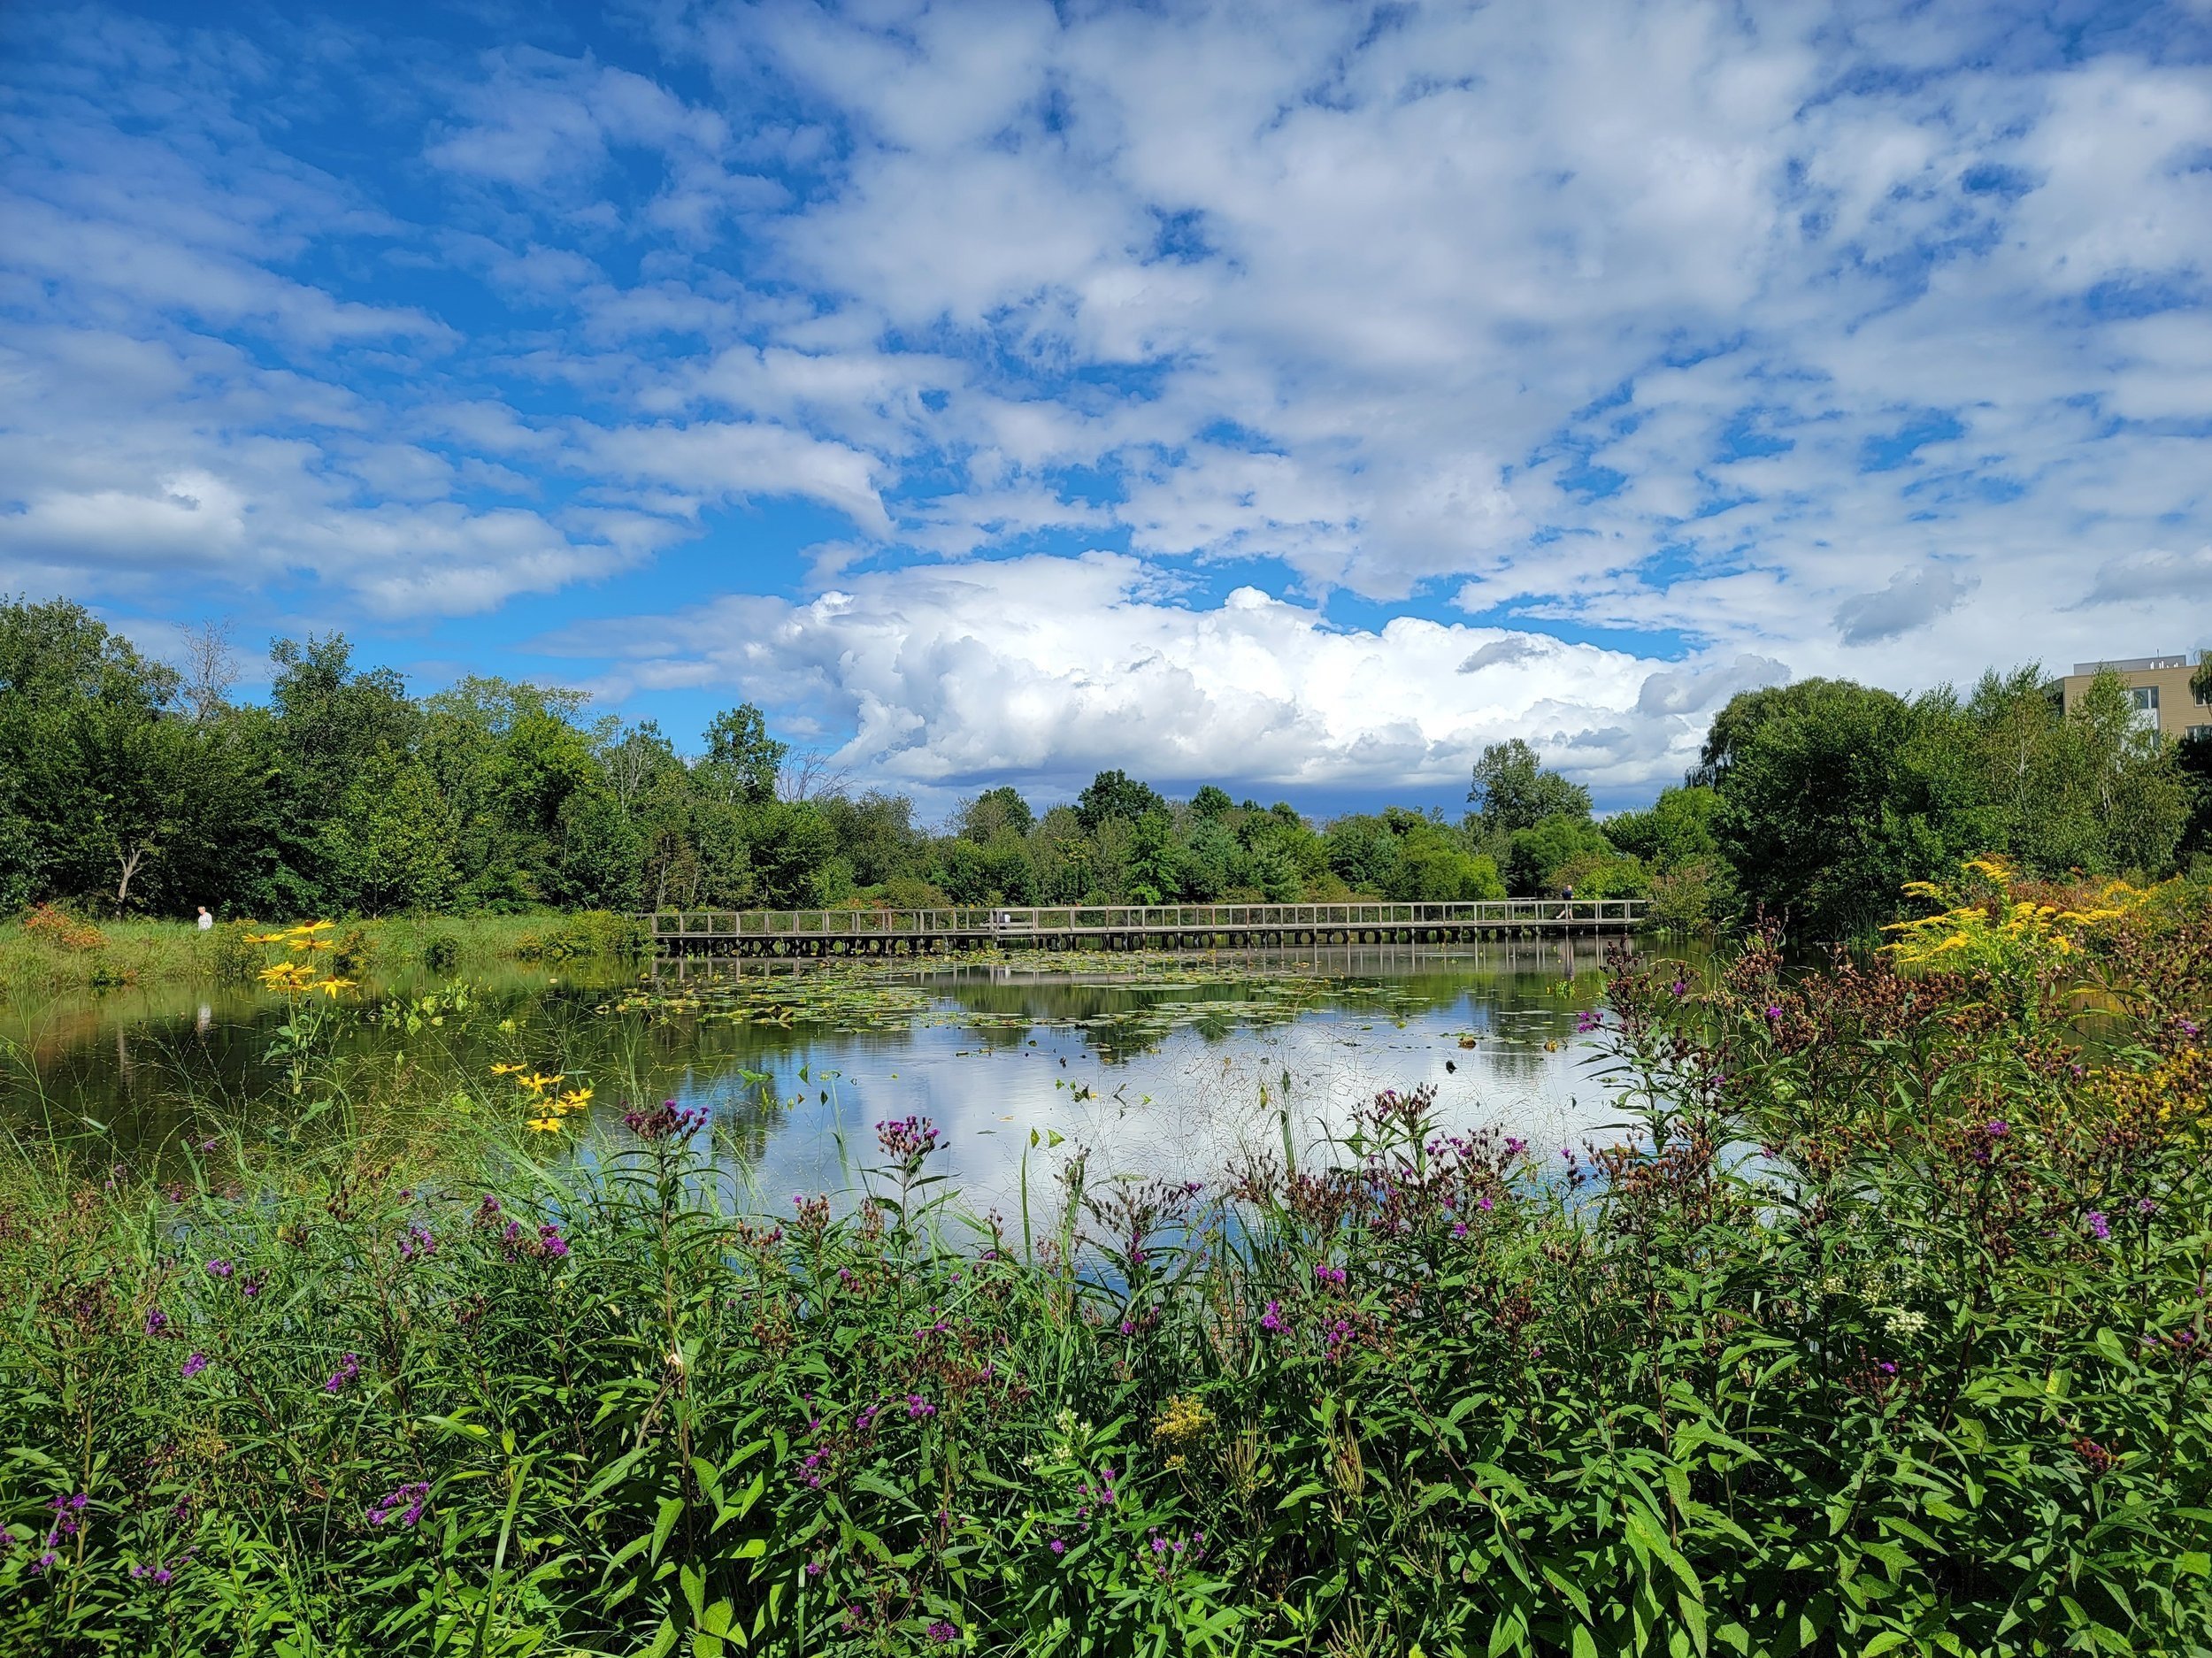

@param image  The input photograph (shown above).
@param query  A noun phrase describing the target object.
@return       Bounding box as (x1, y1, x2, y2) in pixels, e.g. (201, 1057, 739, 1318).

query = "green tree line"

(3, 597, 2207, 939)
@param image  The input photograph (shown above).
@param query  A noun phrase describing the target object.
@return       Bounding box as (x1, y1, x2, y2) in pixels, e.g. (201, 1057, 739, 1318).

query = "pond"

(0, 936, 1701, 1212)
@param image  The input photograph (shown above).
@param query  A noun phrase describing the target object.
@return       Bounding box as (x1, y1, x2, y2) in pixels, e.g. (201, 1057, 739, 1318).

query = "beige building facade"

(2059, 655, 2212, 743)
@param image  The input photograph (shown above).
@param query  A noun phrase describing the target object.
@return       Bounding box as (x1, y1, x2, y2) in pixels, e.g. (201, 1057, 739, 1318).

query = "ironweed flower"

(180, 1352, 209, 1379)
(323, 1353, 360, 1393)
(2087, 1210, 2110, 1241)
(876, 1115, 940, 1162)
(927, 1621, 958, 1643)
(1259, 1301, 1283, 1332)
(368, 1483, 429, 1527)
(205, 1259, 233, 1280)
(624, 1100, 708, 1142)
(142, 1308, 168, 1337)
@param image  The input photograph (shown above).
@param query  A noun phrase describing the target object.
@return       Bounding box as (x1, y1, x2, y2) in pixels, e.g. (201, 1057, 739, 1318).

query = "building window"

(2131, 686, 2160, 713)
(2191, 725, 2212, 742)
(2197, 680, 2211, 707)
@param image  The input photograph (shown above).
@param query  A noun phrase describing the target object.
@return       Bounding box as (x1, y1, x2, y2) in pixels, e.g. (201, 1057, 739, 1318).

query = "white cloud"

(551, 551, 1751, 798)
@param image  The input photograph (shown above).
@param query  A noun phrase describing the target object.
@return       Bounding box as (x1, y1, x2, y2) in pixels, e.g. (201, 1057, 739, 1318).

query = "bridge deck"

(641, 899, 1645, 956)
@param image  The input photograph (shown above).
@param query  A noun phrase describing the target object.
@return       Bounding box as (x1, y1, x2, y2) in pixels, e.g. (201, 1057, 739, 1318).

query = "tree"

(1601, 787, 1721, 871)
(1467, 740, 1592, 836)
(177, 619, 239, 724)
(1125, 810, 1184, 904)
(1190, 785, 1234, 818)
(1708, 679, 1993, 940)
(1075, 769, 1167, 832)
(322, 750, 462, 914)
(1384, 823, 1505, 902)
(1324, 814, 1402, 893)
(1503, 814, 1629, 897)
(2065, 672, 2188, 876)
(700, 705, 785, 806)
(957, 786, 1034, 842)
(601, 720, 680, 811)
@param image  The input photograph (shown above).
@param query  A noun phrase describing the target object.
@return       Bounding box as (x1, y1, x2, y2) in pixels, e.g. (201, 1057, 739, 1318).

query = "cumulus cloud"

(1833, 566, 1980, 645)
(548, 552, 1747, 799)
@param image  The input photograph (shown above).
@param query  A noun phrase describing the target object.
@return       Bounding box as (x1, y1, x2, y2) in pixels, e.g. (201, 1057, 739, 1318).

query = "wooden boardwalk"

(642, 899, 1646, 957)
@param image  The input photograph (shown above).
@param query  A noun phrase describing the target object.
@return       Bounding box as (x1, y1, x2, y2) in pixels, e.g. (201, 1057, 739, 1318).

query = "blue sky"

(4, 0, 2210, 817)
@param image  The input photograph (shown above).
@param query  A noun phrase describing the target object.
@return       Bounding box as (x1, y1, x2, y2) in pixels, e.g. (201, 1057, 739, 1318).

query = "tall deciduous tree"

(1466, 740, 1592, 836)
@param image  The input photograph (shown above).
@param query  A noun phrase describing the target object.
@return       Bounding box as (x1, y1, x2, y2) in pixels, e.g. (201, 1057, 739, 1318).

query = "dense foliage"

(3, 867, 2208, 1654)
(4, 596, 2207, 940)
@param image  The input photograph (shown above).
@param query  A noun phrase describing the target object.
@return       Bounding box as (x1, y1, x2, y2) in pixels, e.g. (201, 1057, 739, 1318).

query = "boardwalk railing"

(641, 899, 1646, 956)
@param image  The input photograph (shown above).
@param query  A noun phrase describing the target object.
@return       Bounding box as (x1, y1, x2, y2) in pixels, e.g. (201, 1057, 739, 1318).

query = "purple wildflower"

(1049, 1539, 1066, 1555)
(1763, 1005, 1782, 1021)
(1574, 1009, 1602, 1033)
(537, 1223, 570, 1260)
(323, 1353, 360, 1394)
(2087, 1211, 2110, 1242)
(204, 1259, 233, 1281)
(143, 1309, 168, 1337)
(876, 1115, 941, 1162)
(1985, 1119, 2008, 1139)
(926, 1621, 957, 1643)
(368, 1482, 429, 1527)
(1259, 1300, 1283, 1333)
(624, 1101, 709, 1142)
(1669, 979, 1687, 998)
(180, 1351, 209, 1380)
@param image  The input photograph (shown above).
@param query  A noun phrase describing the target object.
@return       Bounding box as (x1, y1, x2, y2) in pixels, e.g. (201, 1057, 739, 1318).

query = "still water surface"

(1, 939, 1690, 1209)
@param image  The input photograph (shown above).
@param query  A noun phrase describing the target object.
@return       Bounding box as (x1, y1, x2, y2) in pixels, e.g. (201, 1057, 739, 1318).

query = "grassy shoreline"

(0, 910, 647, 994)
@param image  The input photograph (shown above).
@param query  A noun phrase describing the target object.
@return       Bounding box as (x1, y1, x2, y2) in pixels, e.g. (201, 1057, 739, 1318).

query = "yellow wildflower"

(489, 1063, 525, 1077)
(526, 1117, 564, 1133)
(1151, 1393, 1210, 1449)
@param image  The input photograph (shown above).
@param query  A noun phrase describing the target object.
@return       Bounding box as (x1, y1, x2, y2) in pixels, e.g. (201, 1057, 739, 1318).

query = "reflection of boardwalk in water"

(646, 899, 1646, 957)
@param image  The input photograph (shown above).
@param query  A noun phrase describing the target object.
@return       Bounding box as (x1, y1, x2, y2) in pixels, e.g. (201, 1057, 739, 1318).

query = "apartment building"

(2059, 654, 2212, 742)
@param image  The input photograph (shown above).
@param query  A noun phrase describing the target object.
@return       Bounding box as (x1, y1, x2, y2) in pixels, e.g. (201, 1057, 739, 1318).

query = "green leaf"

(651, 1495, 684, 1564)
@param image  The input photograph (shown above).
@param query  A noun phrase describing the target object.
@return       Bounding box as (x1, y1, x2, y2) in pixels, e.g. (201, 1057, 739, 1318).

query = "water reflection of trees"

(6, 940, 1704, 1161)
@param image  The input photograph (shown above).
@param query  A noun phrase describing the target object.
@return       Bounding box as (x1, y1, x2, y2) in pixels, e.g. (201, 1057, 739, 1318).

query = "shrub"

(20, 902, 104, 951)
(207, 920, 264, 984)
(419, 931, 462, 974)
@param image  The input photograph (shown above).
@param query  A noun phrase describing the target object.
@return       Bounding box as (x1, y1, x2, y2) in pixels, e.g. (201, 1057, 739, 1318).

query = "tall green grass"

(1, 872, 2208, 1655)
(0, 911, 646, 994)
